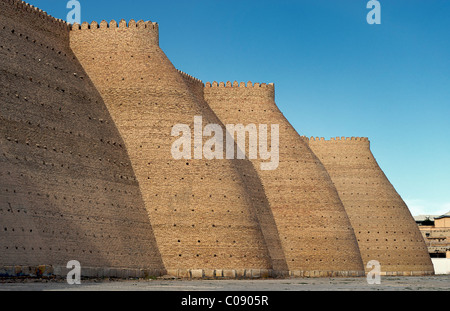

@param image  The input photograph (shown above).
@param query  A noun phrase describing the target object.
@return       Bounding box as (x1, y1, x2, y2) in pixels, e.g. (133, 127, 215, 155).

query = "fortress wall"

(0, 0, 165, 276)
(70, 22, 276, 274)
(1, 0, 432, 279)
(204, 82, 365, 276)
(306, 137, 434, 275)
(0, 0, 70, 41)
(177, 69, 205, 104)
(179, 75, 289, 274)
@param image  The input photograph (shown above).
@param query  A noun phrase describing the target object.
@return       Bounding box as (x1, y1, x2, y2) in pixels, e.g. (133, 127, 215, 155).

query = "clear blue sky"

(29, 0, 450, 216)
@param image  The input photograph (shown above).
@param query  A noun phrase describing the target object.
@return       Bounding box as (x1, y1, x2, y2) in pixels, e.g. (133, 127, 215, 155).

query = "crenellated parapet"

(203, 81, 275, 102)
(177, 69, 204, 86)
(0, 0, 72, 43)
(71, 19, 159, 31)
(205, 81, 274, 89)
(1, 0, 71, 30)
(303, 136, 370, 143)
(70, 18, 160, 48)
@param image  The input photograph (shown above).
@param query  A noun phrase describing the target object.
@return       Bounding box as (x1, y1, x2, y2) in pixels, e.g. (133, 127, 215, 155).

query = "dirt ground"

(0, 275, 448, 291)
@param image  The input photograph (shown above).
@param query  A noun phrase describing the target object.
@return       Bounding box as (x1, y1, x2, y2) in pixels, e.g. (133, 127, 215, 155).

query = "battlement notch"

(70, 18, 160, 46)
(71, 19, 159, 31)
(2, 0, 71, 31)
(176, 69, 204, 86)
(303, 136, 370, 143)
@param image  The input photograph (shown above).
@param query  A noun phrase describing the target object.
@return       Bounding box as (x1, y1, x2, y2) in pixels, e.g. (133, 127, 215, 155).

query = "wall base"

(0, 265, 166, 279)
(4, 266, 437, 279)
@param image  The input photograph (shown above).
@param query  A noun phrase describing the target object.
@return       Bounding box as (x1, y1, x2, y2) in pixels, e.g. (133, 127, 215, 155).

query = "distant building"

(415, 212, 450, 259)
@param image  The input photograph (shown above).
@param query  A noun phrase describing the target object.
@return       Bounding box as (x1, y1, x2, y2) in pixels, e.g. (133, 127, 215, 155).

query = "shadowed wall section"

(203, 82, 365, 277)
(70, 20, 278, 277)
(0, 0, 165, 277)
(306, 137, 434, 275)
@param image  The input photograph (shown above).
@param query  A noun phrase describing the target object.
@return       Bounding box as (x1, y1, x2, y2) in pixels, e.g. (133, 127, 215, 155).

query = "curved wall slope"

(204, 82, 365, 276)
(0, 0, 165, 276)
(307, 137, 434, 275)
(178, 71, 289, 274)
(70, 21, 277, 275)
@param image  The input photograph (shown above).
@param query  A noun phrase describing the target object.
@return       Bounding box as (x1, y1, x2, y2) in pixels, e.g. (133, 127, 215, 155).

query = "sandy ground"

(0, 276, 448, 291)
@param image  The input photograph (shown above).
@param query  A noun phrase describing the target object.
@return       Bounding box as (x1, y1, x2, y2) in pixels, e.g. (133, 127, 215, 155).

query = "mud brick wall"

(0, 0, 165, 275)
(307, 137, 434, 275)
(69, 20, 276, 273)
(0, 0, 433, 278)
(203, 81, 365, 276)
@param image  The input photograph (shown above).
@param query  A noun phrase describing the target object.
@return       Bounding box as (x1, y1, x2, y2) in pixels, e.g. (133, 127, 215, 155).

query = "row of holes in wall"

(3, 170, 136, 197)
(3, 132, 129, 169)
(1, 143, 135, 182)
(0, 91, 123, 153)
(0, 48, 314, 163)
(0, 200, 261, 231)
(1, 25, 79, 65)
(0, 220, 267, 259)
(322, 156, 372, 160)
(1, 84, 126, 161)
(1, 188, 143, 214)
(362, 253, 429, 259)
(1, 245, 151, 258)
(170, 254, 348, 261)
(0, 210, 155, 245)
(0, 63, 93, 111)
(0, 41, 122, 157)
(357, 238, 425, 243)
(0, 221, 266, 251)
(2, 155, 260, 213)
(1, 112, 125, 160)
(0, 70, 121, 141)
(1, 228, 153, 244)
(345, 211, 414, 216)
(0, 77, 104, 125)
(361, 245, 428, 251)
(357, 230, 417, 235)
(3, 139, 417, 232)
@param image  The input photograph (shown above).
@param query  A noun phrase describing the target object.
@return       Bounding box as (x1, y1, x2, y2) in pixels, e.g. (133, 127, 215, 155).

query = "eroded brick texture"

(69, 20, 276, 273)
(0, 0, 165, 275)
(307, 137, 434, 275)
(0, 0, 433, 278)
(203, 82, 365, 276)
